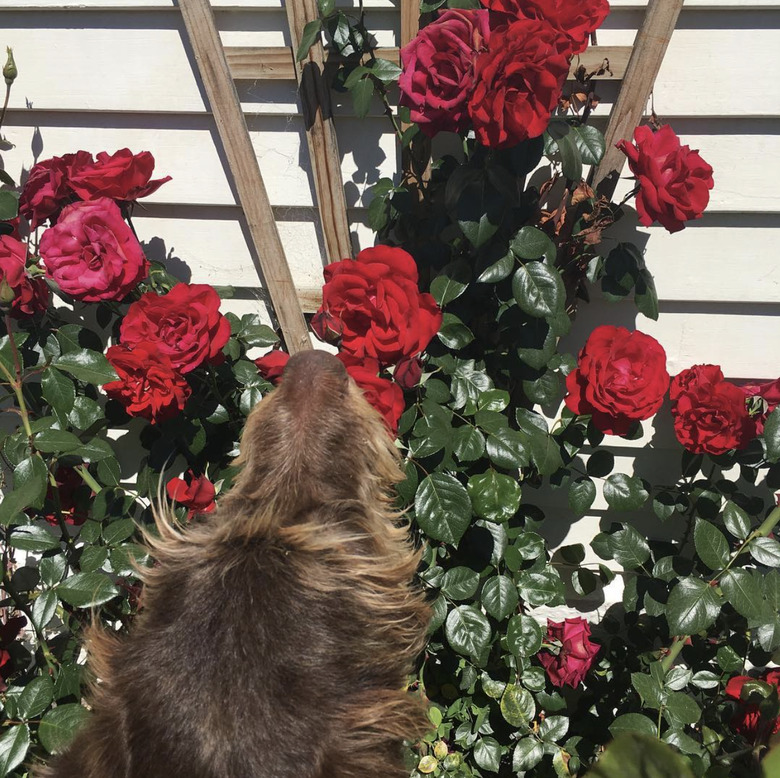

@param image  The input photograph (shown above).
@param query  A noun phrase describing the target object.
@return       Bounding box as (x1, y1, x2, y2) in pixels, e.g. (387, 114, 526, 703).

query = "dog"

(37, 350, 430, 778)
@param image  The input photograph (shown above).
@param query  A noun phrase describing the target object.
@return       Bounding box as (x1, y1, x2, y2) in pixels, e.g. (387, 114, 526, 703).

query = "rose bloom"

(312, 246, 441, 367)
(537, 617, 599, 688)
(725, 669, 780, 742)
(564, 325, 669, 435)
(19, 151, 92, 228)
(399, 9, 490, 137)
(741, 377, 780, 434)
(104, 343, 191, 423)
(483, 0, 609, 55)
(166, 469, 216, 519)
(617, 125, 714, 234)
(670, 364, 755, 455)
(39, 198, 148, 302)
(468, 19, 572, 149)
(67, 148, 171, 202)
(340, 356, 406, 436)
(120, 283, 230, 374)
(255, 349, 290, 385)
(0, 236, 49, 318)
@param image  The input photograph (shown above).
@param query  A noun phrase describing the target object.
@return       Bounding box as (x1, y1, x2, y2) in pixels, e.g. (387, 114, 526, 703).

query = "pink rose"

(537, 617, 599, 688)
(39, 198, 148, 302)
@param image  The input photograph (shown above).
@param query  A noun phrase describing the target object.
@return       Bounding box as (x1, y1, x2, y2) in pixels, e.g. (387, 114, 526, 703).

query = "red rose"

(42, 466, 90, 527)
(254, 350, 290, 385)
(120, 283, 230, 374)
(741, 378, 780, 434)
(166, 469, 216, 519)
(468, 19, 572, 149)
(725, 671, 780, 742)
(67, 148, 171, 203)
(19, 151, 91, 228)
(565, 325, 669, 435)
(537, 617, 599, 688)
(617, 125, 714, 234)
(0, 616, 26, 692)
(312, 246, 442, 367)
(670, 364, 755, 455)
(39, 198, 148, 302)
(483, 0, 609, 55)
(337, 354, 405, 435)
(399, 9, 490, 137)
(104, 343, 191, 423)
(0, 236, 49, 317)
(394, 355, 423, 390)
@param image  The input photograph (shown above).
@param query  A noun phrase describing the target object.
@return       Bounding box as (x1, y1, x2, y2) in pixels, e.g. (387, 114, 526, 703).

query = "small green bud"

(0, 276, 15, 309)
(3, 48, 17, 86)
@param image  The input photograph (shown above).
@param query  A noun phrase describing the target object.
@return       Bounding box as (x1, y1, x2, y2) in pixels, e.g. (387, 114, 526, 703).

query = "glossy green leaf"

(481, 576, 519, 620)
(500, 684, 535, 727)
(441, 566, 479, 600)
(38, 704, 89, 754)
(723, 501, 751, 540)
(53, 351, 118, 385)
(513, 738, 543, 772)
(18, 675, 54, 720)
(764, 408, 780, 462)
(751, 537, 780, 567)
(507, 614, 543, 657)
(694, 518, 730, 570)
(437, 313, 474, 349)
(56, 571, 118, 608)
(588, 733, 695, 778)
(512, 262, 564, 318)
(467, 470, 521, 523)
(603, 473, 649, 511)
(0, 724, 30, 776)
(295, 18, 322, 61)
(569, 477, 597, 515)
(666, 577, 722, 635)
(444, 605, 491, 657)
(473, 737, 501, 772)
(486, 428, 531, 470)
(509, 226, 555, 262)
(414, 473, 471, 546)
(609, 525, 650, 569)
(10, 525, 61, 552)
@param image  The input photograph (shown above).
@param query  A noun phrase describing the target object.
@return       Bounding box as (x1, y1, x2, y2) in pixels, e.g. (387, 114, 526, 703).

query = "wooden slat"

(225, 45, 632, 82)
(590, 0, 685, 195)
(285, 0, 353, 263)
(177, 0, 311, 354)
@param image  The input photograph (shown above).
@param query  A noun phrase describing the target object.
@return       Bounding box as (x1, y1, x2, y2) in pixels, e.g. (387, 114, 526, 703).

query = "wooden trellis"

(177, 0, 683, 351)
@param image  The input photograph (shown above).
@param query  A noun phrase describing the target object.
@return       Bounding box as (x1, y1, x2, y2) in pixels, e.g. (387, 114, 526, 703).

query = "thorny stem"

(1, 314, 33, 444)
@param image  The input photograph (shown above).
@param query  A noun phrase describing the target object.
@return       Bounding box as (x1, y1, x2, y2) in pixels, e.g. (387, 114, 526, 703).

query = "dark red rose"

(0, 236, 49, 317)
(39, 198, 148, 302)
(468, 19, 572, 149)
(120, 283, 230, 374)
(42, 466, 90, 527)
(670, 364, 755, 455)
(564, 325, 669, 435)
(104, 343, 191, 423)
(312, 246, 442, 367)
(0, 615, 26, 692)
(399, 9, 490, 137)
(67, 148, 171, 203)
(483, 0, 609, 55)
(617, 124, 714, 234)
(394, 355, 423, 390)
(741, 378, 780, 434)
(537, 617, 599, 688)
(166, 469, 216, 519)
(19, 151, 91, 228)
(725, 671, 780, 742)
(254, 350, 290, 385)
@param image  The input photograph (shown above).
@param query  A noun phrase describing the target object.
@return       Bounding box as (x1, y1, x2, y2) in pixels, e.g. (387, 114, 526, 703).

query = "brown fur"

(35, 350, 431, 778)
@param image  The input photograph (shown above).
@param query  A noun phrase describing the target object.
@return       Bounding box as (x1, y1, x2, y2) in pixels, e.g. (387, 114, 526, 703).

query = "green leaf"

(369, 57, 402, 83)
(430, 263, 469, 306)
(500, 684, 535, 727)
(295, 18, 322, 61)
(33, 428, 83, 454)
(414, 473, 471, 546)
(444, 605, 491, 658)
(664, 691, 701, 725)
(486, 428, 531, 470)
(548, 130, 583, 182)
(351, 76, 374, 119)
(102, 518, 136, 546)
(467, 470, 521, 523)
(666, 577, 722, 636)
(512, 262, 565, 318)
(609, 525, 650, 569)
(539, 715, 569, 742)
(588, 733, 695, 778)
(763, 408, 780, 462)
(0, 724, 30, 776)
(53, 351, 117, 386)
(477, 252, 514, 284)
(608, 714, 657, 738)
(10, 525, 61, 552)
(56, 571, 118, 608)
(473, 737, 501, 773)
(751, 537, 780, 567)
(631, 672, 665, 710)
(73, 437, 115, 464)
(32, 589, 58, 630)
(571, 124, 606, 165)
(41, 368, 76, 417)
(513, 738, 543, 772)
(506, 614, 543, 656)
(68, 396, 104, 430)
(459, 212, 500, 249)
(509, 226, 556, 263)
(529, 433, 563, 476)
(18, 675, 54, 720)
(0, 190, 20, 221)
(603, 473, 649, 511)
(441, 567, 479, 600)
(38, 704, 89, 754)
(10, 455, 48, 512)
(453, 426, 485, 462)
(517, 570, 565, 607)
(437, 313, 474, 349)
(481, 576, 519, 620)
(694, 518, 730, 570)
(723, 501, 751, 540)
(569, 477, 597, 515)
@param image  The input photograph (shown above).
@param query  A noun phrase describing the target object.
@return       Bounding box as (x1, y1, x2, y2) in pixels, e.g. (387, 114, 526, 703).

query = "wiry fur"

(36, 351, 431, 778)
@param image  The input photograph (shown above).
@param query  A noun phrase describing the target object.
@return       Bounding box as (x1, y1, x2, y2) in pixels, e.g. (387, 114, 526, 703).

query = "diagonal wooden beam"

(590, 0, 685, 198)
(285, 0, 353, 264)
(177, 0, 312, 354)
